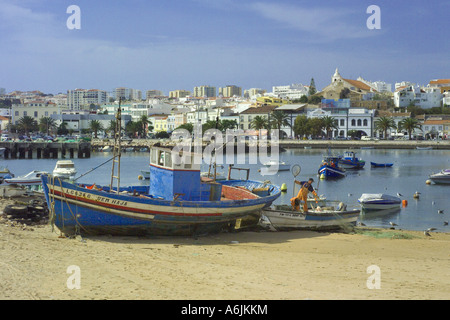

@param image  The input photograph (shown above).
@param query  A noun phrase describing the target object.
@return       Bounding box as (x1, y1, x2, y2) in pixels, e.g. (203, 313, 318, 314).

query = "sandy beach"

(0, 196, 449, 301)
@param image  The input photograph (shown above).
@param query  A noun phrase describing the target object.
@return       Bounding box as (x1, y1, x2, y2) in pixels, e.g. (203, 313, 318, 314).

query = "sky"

(0, 0, 449, 95)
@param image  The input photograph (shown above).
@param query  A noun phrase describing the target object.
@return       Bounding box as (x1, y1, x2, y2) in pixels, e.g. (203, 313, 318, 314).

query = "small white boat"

(53, 160, 77, 180)
(140, 170, 150, 179)
(262, 160, 290, 171)
(261, 201, 360, 231)
(429, 169, 450, 185)
(3, 170, 47, 186)
(358, 193, 401, 210)
(416, 146, 433, 150)
(102, 146, 112, 152)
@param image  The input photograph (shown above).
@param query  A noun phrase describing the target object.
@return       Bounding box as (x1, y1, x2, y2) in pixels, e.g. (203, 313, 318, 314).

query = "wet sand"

(1, 197, 449, 300)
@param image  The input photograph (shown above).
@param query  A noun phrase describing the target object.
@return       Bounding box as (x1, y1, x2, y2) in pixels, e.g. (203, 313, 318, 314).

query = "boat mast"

(110, 99, 122, 192)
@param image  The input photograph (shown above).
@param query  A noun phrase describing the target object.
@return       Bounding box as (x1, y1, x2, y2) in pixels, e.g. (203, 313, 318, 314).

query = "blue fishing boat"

(370, 162, 393, 168)
(41, 143, 281, 236)
(318, 155, 346, 179)
(338, 151, 365, 170)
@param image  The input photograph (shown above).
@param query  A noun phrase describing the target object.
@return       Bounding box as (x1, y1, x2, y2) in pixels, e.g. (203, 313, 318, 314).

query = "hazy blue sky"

(1, 0, 448, 95)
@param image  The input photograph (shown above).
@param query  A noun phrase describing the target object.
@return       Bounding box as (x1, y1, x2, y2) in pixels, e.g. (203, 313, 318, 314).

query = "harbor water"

(1, 147, 449, 233)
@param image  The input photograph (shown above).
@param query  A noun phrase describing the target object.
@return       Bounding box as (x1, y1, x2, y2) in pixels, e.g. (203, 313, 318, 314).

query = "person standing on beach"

(290, 178, 318, 213)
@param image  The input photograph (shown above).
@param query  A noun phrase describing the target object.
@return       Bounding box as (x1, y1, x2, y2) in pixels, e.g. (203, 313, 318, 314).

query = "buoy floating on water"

(402, 199, 408, 207)
(320, 173, 325, 180)
(425, 180, 432, 185)
(280, 183, 287, 192)
(138, 175, 143, 180)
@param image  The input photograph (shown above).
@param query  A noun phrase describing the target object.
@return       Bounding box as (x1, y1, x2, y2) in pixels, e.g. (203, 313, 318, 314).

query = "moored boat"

(428, 169, 450, 185)
(339, 151, 365, 169)
(3, 170, 48, 186)
(370, 162, 393, 168)
(358, 193, 401, 210)
(318, 156, 346, 179)
(41, 143, 281, 236)
(261, 202, 360, 231)
(53, 160, 77, 180)
(262, 159, 290, 172)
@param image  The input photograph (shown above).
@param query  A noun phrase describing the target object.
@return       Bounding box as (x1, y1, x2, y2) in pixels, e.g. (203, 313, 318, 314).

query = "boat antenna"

(109, 98, 122, 192)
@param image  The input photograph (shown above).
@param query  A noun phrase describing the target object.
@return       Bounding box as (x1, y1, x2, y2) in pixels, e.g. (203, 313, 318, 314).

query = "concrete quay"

(91, 138, 450, 151)
(0, 141, 91, 159)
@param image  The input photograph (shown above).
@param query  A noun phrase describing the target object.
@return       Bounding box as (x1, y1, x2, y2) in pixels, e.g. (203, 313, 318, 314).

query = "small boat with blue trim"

(358, 193, 401, 211)
(3, 170, 48, 186)
(428, 168, 450, 185)
(318, 155, 346, 179)
(370, 162, 393, 168)
(339, 151, 365, 170)
(41, 143, 281, 236)
(261, 201, 360, 231)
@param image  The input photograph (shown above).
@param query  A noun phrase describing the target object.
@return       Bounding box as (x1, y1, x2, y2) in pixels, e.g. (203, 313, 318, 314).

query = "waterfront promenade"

(91, 138, 450, 150)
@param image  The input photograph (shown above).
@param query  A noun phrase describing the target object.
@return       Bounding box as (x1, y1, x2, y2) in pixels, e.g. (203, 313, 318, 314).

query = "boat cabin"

(149, 145, 222, 201)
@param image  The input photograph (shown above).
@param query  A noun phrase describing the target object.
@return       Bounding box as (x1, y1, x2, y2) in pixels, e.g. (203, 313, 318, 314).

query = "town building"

(272, 84, 309, 100)
(317, 69, 377, 103)
(394, 85, 443, 108)
(218, 85, 242, 98)
(169, 90, 191, 99)
(11, 102, 62, 125)
(67, 89, 108, 110)
(146, 90, 164, 98)
(193, 86, 216, 98)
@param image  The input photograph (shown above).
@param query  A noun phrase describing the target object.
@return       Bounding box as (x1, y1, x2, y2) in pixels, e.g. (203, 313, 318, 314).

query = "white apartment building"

(394, 85, 443, 108)
(372, 81, 392, 93)
(272, 84, 309, 100)
(67, 89, 108, 110)
(395, 81, 415, 91)
(443, 92, 450, 106)
(307, 107, 375, 138)
(244, 88, 266, 99)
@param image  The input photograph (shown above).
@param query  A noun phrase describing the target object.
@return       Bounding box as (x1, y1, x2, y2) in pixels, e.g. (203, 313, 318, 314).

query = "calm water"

(1, 148, 449, 232)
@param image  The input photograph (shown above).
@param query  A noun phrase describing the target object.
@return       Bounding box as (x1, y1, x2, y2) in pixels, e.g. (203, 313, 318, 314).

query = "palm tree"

(39, 117, 56, 135)
(374, 116, 397, 139)
(17, 116, 38, 135)
(125, 120, 144, 138)
(89, 120, 103, 138)
(322, 116, 338, 138)
(399, 118, 422, 140)
(270, 110, 291, 132)
(250, 115, 269, 130)
(140, 115, 153, 138)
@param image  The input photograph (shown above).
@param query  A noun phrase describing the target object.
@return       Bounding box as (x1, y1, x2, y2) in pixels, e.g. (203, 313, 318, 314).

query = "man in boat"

(290, 178, 319, 213)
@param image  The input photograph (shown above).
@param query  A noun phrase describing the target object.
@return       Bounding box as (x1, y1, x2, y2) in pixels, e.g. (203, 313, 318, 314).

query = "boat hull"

(339, 160, 365, 170)
(41, 175, 280, 236)
(318, 165, 346, 178)
(358, 194, 401, 211)
(370, 162, 393, 168)
(262, 205, 359, 231)
(429, 170, 450, 184)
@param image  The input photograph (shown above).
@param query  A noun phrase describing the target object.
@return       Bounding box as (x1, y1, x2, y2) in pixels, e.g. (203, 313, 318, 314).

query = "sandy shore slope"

(0, 201, 449, 300)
